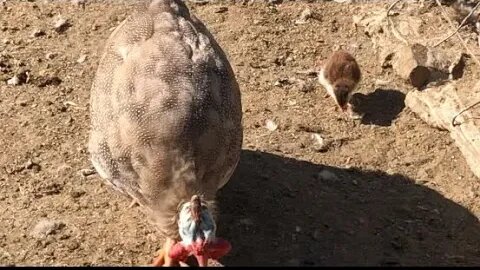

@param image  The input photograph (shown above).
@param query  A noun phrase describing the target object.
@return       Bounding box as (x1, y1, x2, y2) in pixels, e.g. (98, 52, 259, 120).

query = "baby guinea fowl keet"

(316, 50, 361, 117)
(88, 0, 242, 266)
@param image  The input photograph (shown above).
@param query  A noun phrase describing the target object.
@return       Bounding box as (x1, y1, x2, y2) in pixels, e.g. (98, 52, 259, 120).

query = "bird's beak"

(194, 253, 209, 267)
(192, 239, 209, 267)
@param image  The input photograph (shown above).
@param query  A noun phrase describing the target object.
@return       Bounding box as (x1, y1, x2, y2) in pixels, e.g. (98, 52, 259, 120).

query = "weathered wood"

(405, 83, 480, 178)
(393, 43, 431, 88)
(391, 44, 466, 88)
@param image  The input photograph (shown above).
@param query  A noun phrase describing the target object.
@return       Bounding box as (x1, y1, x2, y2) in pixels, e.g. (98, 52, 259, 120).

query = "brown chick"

(88, 0, 242, 266)
(316, 50, 361, 117)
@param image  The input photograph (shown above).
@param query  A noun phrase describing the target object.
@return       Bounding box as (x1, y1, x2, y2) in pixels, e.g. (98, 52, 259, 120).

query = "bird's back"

(323, 50, 361, 85)
(88, 0, 242, 236)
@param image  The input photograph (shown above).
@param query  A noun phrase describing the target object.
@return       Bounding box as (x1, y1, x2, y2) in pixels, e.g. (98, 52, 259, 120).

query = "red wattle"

(207, 238, 232, 260)
(168, 238, 232, 263)
(169, 242, 190, 261)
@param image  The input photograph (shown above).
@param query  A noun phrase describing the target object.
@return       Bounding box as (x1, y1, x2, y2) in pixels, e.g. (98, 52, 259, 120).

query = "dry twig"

(452, 99, 480, 127)
(433, 0, 480, 67)
(386, 0, 409, 44)
(434, 1, 480, 47)
(433, 0, 480, 127)
(386, 0, 404, 16)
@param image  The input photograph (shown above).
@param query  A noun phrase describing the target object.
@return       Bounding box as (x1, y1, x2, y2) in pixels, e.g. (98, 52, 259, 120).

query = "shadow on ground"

(350, 89, 406, 127)
(217, 150, 480, 266)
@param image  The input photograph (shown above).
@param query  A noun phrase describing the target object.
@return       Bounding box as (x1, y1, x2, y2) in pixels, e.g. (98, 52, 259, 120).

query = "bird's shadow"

(217, 150, 480, 266)
(350, 89, 406, 127)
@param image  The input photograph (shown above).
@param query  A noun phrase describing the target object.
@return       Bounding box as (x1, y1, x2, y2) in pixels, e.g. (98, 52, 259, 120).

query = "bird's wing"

(88, 0, 242, 217)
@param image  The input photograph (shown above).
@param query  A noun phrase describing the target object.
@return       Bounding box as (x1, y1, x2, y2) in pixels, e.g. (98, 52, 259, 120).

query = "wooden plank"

(405, 82, 480, 178)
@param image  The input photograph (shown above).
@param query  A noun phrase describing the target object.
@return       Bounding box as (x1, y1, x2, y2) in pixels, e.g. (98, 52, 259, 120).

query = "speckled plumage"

(88, 0, 242, 240)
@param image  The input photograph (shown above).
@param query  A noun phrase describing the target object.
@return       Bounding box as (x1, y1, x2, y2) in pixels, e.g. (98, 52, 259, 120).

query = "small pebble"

(214, 6, 228, 13)
(317, 169, 338, 181)
(295, 8, 313, 25)
(53, 17, 71, 33)
(77, 54, 87, 63)
(265, 119, 278, 131)
(30, 219, 65, 239)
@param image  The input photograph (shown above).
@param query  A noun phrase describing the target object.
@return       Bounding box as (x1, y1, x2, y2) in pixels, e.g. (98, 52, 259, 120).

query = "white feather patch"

(317, 68, 338, 104)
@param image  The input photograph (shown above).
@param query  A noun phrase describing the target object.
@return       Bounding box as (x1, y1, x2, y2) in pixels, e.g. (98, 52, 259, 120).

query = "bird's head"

(333, 79, 355, 112)
(169, 195, 231, 266)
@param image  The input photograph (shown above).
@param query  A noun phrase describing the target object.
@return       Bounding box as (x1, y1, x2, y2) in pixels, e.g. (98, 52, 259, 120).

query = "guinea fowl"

(88, 0, 243, 266)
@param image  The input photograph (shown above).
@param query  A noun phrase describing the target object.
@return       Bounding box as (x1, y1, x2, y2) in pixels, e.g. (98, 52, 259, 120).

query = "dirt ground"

(1, 0, 480, 266)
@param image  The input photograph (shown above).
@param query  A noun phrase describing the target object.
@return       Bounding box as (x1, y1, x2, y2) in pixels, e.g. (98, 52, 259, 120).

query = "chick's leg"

(344, 103, 363, 120)
(152, 238, 179, 267)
